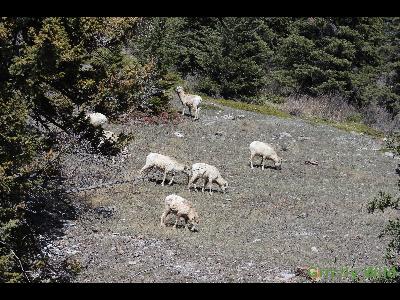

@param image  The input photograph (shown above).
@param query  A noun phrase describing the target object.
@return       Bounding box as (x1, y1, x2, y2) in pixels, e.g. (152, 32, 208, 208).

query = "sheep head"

(274, 157, 283, 170)
(175, 86, 184, 94)
(217, 177, 228, 193)
(188, 209, 199, 232)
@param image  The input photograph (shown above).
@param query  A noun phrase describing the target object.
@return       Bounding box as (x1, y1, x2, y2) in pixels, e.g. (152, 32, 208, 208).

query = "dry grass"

(279, 94, 399, 137)
(281, 94, 360, 123)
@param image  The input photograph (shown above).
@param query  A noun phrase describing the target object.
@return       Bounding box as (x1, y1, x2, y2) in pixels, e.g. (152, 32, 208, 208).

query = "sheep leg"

(168, 172, 175, 186)
(208, 177, 213, 195)
(261, 156, 265, 170)
(183, 216, 190, 229)
(188, 175, 197, 191)
(161, 170, 168, 186)
(202, 178, 208, 193)
(250, 153, 254, 169)
(188, 106, 192, 117)
(139, 164, 152, 180)
(173, 214, 181, 229)
(193, 178, 199, 192)
(160, 209, 170, 227)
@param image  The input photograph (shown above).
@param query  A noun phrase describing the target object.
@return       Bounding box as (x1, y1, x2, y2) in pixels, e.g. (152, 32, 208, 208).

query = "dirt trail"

(48, 96, 399, 282)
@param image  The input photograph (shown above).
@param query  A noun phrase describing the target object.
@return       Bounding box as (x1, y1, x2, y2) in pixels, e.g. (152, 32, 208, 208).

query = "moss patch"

(204, 96, 291, 119)
(305, 117, 383, 138)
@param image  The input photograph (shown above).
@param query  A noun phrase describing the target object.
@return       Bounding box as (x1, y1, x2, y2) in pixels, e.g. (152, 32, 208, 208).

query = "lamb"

(160, 194, 199, 231)
(86, 112, 108, 127)
(249, 141, 282, 170)
(139, 153, 190, 186)
(188, 163, 228, 194)
(175, 86, 202, 120)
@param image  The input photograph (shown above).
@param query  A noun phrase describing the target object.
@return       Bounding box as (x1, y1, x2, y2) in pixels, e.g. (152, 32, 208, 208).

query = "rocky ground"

(44, 96, 400, 283)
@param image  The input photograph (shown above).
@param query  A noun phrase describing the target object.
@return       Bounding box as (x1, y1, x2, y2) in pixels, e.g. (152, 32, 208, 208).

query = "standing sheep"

(175, 86, 202, 120)
(160, 194, 199, 231)
(188, 163, 228, 194)
(139, 153, 190, 186)
(86, 112, 108, 127)
(249, 141, 282, 170)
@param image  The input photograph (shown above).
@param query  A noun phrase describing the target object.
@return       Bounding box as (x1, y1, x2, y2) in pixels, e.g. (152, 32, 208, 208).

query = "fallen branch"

(305, 160, 319, 166)
(64, 177, 141, 194)
(0, 240, 31, 282)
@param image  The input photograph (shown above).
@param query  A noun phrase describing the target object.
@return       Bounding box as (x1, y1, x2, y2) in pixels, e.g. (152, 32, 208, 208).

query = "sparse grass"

(202, 95, 383, 138)
(305, 117, 384, 138)
(203, 96, 291, 119)
(201, 103, 220, 111)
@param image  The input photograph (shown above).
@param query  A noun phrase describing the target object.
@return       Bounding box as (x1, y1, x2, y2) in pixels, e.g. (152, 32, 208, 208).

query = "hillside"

(45, 96, 399, 283)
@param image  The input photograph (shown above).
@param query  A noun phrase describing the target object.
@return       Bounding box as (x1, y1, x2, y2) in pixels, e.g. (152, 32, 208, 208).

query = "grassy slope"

(202, 96, 383, 138)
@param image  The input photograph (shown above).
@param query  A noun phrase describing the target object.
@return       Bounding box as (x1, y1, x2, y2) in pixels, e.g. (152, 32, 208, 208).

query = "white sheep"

(175, 86, 202, 120)
(86, 112, 108, 127)
(160, 194, 199, 231)
(139, 153, 190, 186)
(249, 141, 282, 170)
(188, 163, 228, 194)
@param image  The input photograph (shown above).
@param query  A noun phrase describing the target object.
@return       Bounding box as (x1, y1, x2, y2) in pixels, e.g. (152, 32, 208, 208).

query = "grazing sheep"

(139, 153, 190, 186)
(160, 194, 199, 231)
(249, 141, 282, 170)
(86, 112, 108, 127)
(188, 163, 228, 194)
(175, 86, 202, 120)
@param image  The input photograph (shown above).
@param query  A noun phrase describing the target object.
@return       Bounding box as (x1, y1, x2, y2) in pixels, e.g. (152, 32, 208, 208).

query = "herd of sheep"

(86, 86, 283, 233)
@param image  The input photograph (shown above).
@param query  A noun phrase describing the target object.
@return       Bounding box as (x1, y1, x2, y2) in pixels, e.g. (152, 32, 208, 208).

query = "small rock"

(279, 132, 292, 139)
(311, 246, 319, 253)
(297, 212, 308, 219)
(276, 271, 296, 282)
(222, 114, 235, 120)
(236, 115, 246, 119)
(384, 152, 395, 158)
(94, 206, 114, 218)
(215, 131, 223, 136)
(174, 131, 184, 138)
(92, 228, 99, 233)
(296, 266, 321, 282)
(298, 136, 311, 141)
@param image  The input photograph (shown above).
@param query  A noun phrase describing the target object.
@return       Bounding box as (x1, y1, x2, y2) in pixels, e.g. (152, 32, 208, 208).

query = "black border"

(1, 0, 399, 17)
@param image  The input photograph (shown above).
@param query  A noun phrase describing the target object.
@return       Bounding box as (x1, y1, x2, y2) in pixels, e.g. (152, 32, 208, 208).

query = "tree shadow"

(24, 184, 88, 282)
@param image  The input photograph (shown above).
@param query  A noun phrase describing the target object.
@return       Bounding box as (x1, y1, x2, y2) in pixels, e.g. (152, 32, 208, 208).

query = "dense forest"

(1, 17, 399, 282)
